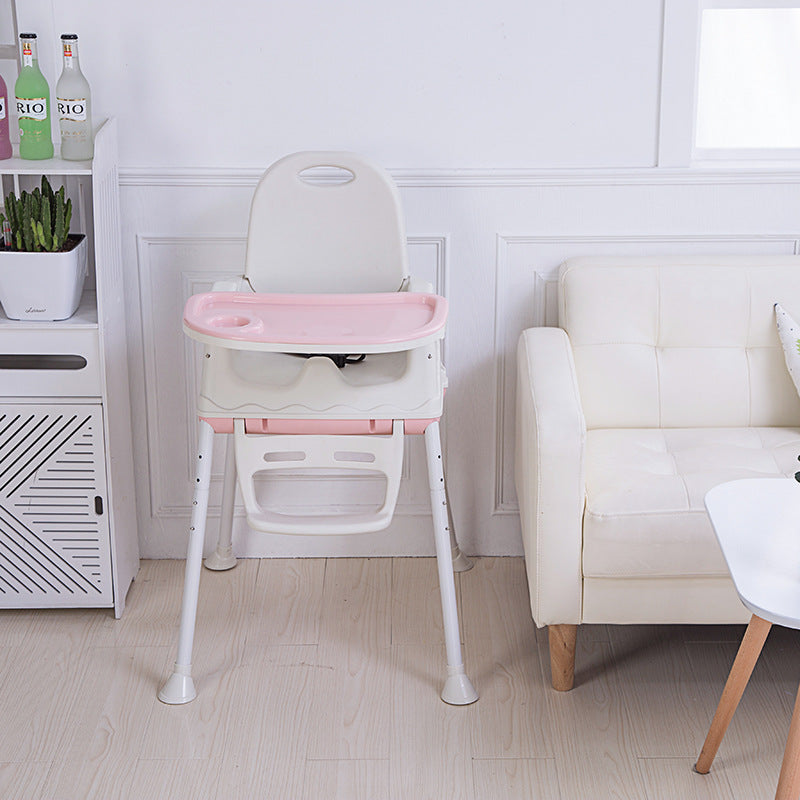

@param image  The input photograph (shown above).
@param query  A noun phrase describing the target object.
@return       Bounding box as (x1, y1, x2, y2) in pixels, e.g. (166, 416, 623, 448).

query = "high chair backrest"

(244, 151, 409, 294)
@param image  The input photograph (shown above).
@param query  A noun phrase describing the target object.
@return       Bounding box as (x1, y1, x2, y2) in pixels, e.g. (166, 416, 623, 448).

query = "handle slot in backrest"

(297, 165, 356, 185)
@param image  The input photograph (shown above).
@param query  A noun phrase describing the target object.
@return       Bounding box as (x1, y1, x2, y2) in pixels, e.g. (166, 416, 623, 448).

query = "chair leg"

(444, 482, 473, 573)
(695, 614, 772, 774)
(424, 421, 478, 705)
(158, 420, 215, 705)
(776, 679, 800, 800)
(204, 433, 238, 571)
(549, 624, 577, 691)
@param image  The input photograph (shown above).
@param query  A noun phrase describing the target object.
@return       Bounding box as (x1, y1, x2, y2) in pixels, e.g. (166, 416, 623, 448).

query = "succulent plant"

(0, 175, 73, 252)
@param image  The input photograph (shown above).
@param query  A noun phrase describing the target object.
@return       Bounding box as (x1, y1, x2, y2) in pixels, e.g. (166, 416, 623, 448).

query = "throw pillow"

(776, 302, 800, 396)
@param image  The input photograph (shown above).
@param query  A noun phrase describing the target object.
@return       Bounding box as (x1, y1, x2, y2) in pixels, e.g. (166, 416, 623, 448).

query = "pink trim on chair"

(199, 417, 439, 435)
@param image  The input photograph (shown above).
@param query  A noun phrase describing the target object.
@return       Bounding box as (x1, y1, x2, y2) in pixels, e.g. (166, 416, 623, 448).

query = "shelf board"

(0, 289, 97, 328)
(0, 120, 114, 177)
(0, 149, 93, 175)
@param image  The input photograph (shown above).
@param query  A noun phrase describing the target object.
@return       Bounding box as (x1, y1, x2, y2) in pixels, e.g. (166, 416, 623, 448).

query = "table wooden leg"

(775, 680, 800, 800)
(695, 614, 772, 774)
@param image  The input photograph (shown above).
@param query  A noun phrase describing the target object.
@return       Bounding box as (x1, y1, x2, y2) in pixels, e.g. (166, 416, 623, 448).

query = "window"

(695, 3, 800, 157)
(659, 0, 800, 165)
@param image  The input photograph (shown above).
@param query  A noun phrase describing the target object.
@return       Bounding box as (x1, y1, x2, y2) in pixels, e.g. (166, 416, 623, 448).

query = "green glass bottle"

(15, 33, 54, 160)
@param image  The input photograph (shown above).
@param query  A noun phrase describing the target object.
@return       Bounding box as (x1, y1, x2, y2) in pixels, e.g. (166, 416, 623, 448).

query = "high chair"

(158, 152, 478, 706)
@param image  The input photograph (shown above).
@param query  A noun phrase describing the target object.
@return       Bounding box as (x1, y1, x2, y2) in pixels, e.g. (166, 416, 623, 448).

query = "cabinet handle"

(94, 496, 104, 515)
(0, 354, 87, 370)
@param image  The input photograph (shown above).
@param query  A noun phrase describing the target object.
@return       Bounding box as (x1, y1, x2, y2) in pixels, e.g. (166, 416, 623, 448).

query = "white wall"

(16, 0, 663, 169)
(12, 1, 800, 559)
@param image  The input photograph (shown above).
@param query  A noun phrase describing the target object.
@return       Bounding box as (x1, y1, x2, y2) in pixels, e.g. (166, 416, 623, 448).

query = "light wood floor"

(0, 556, 798, 799)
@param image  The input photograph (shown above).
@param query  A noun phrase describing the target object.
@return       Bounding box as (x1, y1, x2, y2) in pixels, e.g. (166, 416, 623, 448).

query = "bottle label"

(58, 98, 87, 121)
(22, 41, 32, 67)
(62, 42, 74, 67)
(0, 97, 5, 121)
(16, 97, 48, 121)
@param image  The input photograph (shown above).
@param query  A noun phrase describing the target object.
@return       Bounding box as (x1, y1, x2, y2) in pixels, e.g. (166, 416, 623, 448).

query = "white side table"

(696, 477, 800, 799)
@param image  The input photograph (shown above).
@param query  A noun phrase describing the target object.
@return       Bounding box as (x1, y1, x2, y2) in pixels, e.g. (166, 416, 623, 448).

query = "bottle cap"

(20, 33, 37, 39)
(60, 34, 78, 40)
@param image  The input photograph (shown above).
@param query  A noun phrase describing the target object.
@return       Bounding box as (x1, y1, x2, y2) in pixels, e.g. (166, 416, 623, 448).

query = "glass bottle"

(14, 33, 54, 160)
(56, 34, 93, 160)
(0, 73, 11, 159)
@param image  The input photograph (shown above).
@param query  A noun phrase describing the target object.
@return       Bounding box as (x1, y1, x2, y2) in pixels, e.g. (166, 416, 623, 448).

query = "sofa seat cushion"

(583, 427, 800, 579)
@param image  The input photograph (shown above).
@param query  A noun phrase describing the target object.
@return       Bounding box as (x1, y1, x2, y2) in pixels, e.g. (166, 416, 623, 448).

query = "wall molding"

(119, 165, 800, 189)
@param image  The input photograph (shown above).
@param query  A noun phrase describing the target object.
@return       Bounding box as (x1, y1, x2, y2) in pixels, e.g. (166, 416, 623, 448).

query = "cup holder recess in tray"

(207, 314, 260, 331)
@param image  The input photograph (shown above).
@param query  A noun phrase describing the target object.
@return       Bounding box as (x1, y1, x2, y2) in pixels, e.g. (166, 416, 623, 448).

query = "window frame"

(659, 0, 800, 166)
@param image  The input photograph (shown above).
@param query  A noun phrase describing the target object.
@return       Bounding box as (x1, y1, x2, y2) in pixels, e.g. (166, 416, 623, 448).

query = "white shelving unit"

(0, 118, 138, 617)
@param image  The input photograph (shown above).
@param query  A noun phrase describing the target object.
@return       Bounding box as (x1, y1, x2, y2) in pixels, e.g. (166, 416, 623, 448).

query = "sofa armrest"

(515, 327, 586, 627)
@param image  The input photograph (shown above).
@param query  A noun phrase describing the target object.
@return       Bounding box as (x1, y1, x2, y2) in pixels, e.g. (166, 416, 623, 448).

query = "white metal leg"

(158, 419, 215, 705)
(424, 421, 478, 705)
(445, 483, 473, 573)
(204, 433, 238, 571)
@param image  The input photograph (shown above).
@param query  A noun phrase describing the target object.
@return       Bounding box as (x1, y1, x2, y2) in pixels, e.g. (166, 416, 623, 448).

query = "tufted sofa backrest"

(559, 256, 800, 429)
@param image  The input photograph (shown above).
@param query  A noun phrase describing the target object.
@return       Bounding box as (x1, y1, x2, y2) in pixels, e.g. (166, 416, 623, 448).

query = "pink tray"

(183, 291, 448, 353)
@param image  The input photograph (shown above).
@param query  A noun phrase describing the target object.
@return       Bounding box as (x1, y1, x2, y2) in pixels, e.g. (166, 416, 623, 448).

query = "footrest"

(233, 419, 404, 535)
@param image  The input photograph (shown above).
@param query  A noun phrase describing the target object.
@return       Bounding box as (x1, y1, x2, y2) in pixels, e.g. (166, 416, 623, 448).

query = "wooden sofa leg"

(548, 624, 577, 691)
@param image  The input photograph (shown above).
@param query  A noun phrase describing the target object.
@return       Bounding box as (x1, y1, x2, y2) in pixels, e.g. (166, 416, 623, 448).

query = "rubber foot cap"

(158, 671, 197, 705)
(451, 547, 474, 573)
(204, 549, 237, 571)
(441, 672, 479, 705)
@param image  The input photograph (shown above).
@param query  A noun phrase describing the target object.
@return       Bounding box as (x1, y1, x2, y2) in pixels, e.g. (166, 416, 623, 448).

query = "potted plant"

(0, 176, 87, 321)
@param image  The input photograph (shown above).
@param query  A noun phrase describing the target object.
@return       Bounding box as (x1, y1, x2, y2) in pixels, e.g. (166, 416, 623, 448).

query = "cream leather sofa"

(515, 256, 800, 690)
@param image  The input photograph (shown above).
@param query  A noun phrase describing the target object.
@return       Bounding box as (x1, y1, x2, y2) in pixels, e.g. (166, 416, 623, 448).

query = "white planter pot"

(0, 235, 88, 321)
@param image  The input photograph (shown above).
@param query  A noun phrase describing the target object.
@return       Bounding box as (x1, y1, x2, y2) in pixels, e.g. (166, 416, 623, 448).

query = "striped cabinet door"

(0, 405, 112, 608)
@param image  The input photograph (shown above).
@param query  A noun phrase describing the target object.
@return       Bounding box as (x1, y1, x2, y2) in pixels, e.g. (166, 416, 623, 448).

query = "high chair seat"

(184, 291, 448, 422)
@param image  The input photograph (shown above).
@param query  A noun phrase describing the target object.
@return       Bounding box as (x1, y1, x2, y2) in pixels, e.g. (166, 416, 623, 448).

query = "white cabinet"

(0, 403, 112, 606)
(0, 119, 138, 617)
